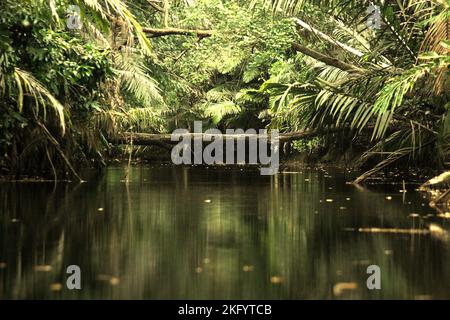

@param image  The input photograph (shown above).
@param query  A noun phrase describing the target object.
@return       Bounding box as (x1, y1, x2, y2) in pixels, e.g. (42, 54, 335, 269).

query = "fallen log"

(142, 27, 214, 38)
(110, 128, 342, 146)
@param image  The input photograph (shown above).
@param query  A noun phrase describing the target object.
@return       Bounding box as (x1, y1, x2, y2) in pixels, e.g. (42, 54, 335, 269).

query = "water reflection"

(0, 166, 449, 299)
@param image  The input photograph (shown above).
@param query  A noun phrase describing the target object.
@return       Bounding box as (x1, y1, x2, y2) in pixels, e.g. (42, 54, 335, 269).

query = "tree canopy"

(0, 0, 448, 180)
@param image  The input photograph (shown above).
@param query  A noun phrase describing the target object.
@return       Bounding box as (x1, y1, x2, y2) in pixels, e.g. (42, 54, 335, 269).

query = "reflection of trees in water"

(0, 167, 449, 299)
(0, 183, 71, 298)
(264, 172, 450, 299)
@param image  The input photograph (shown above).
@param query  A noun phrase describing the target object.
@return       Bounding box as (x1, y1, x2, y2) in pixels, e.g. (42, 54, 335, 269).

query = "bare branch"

(291, 42, 364, 73)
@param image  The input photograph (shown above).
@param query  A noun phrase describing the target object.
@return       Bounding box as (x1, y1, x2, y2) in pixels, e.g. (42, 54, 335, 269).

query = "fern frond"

(204, 101, 242, 124)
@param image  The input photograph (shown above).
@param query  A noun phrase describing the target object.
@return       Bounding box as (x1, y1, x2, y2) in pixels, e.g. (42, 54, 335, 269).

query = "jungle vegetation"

(0, 0, 449, 181)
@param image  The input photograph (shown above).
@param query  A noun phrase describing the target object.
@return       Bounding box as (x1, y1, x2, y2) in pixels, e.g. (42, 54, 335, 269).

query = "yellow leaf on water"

(243, 265, 254, 272)
(385, 196, 393, 200)
(96, 274, 120, 286)
(204, 199, 211, 203)
(34, 265, 52, 272)
(50, 283, 63, 291)
(333, 282, 358, 297)
(109, 277, 120, 286)
(270, 276, 283, 284)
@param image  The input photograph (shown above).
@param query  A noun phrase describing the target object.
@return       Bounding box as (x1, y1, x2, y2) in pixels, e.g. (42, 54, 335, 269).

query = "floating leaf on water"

(203, 258, 210, 264)
(345, 198, 351, 201)
(437, 212, 450, 219)
(96, 274, 120, 285)
(34, 265, 52, 272)
(409, 213, 420, 218)
(50, 283, 63, 291)
(333, 282, 358, 297)
(243, 265, 254, 272)
(325, 199, 333, 203)
(385, 196, 393, 200)
(384, 250, 393, 255)
(195, 267, 203, 273)
(204, 199, 211, 203)
(109, 277, 120, 286)
(97, 207, 104, 212)
(270, 276, 283, 284)
(304, 179, 310, 182)
(339, 206, 346, 210)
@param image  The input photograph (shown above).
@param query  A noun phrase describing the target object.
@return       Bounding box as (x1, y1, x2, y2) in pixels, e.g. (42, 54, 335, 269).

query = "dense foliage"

(0, 0, 448, 180)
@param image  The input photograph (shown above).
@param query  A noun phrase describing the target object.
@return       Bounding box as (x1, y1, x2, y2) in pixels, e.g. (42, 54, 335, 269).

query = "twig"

(36, 121, 83, 182)
(45, 145, 57, 182)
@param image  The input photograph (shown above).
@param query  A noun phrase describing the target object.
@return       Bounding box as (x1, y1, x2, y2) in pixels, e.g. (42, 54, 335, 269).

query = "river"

(0, 166, 449, 299)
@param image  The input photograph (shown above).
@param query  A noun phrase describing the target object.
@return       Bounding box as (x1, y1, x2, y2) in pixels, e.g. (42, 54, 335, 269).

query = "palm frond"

(79, 0, 152, 55)
(13, 68, 66, 133)
(114, 52, 163, 107)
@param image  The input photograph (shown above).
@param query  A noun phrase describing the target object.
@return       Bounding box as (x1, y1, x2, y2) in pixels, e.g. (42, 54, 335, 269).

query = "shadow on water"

(0, 166, 449, 299)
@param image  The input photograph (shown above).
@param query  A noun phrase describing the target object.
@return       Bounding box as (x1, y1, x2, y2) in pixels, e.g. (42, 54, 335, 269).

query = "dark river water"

(0, 166, 449, 299)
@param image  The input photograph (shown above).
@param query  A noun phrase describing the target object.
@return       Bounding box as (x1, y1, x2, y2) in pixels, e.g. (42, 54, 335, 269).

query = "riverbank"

(0, 153, 441, 185)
